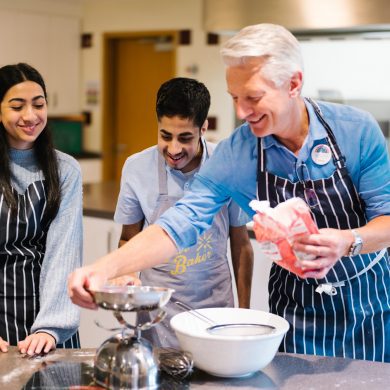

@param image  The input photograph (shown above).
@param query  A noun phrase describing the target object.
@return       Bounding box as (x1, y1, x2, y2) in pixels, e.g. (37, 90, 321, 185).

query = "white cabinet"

(224, 236, 271, 312)
(249, 238, 272, 312)
(47, 15, 81, 115)
(78, 159, 102, 184)
(80, 216, 136, 348)
(0, 11, 80, 115)
(83, 216, 121, 265)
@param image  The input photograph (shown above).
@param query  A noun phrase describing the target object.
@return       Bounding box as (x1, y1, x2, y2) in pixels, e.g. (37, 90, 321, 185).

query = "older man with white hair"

(69, 24, 390, 362)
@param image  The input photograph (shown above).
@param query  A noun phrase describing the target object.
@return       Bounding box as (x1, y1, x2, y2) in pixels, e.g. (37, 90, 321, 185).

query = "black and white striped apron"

(257, 99, 390, 362)
(0, 180, 79, 348)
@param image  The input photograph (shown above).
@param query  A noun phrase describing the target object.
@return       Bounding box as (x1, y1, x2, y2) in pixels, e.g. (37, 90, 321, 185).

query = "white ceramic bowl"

(170, 307, 289, 377)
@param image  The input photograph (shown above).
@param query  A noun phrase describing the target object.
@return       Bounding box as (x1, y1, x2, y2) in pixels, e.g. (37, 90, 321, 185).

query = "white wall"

(80, 0, 235, 152)
(0, 0, 83, 17)
(301, 36, 390, 100)
(80, 0, 390, 152)
(0, 0, 236, 153)
(1, 1, 389, 153)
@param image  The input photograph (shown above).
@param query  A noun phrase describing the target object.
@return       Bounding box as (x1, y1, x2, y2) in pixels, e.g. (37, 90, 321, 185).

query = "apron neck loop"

(256, 138, 265, 201)
(305, 97, 346, 170)
(200, 136, 209, 162)
(157, 152, 169, 196)
(257, 138, 265, 174)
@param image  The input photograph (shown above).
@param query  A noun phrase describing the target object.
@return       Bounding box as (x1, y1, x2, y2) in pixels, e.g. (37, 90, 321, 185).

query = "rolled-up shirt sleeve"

(155, 128, 258, 250)
(356, 117, 390, 220)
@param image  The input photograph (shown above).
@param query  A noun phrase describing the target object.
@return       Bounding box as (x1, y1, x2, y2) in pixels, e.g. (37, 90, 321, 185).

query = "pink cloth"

(251, 198, 319, 277)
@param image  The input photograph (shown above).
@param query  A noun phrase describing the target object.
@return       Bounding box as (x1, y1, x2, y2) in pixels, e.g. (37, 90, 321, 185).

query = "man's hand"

(108, 274, 142, 286)
(67, 265, 107, 309)
(18, 332, 56, 356)
(293, 228, 353, 279)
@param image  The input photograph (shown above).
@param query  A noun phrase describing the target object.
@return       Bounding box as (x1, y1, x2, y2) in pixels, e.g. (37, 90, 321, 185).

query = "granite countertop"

(1, 347, 388, 389)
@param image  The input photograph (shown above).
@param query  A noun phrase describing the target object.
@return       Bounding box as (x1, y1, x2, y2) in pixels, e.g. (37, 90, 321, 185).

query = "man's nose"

(235, 100, 252, 120)
(168, 139, 182, 154)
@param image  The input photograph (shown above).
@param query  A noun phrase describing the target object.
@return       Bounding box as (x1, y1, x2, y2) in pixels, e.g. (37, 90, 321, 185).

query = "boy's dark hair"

(0, 63, 60, 222)
(156, 77, 210, 128)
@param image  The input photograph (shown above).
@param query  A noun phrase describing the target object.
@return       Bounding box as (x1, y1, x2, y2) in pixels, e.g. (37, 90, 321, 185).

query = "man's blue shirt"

(157, 99, 390, 250)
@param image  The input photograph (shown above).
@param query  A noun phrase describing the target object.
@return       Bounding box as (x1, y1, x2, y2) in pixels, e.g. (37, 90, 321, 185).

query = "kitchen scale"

(88, 285, 174, 389)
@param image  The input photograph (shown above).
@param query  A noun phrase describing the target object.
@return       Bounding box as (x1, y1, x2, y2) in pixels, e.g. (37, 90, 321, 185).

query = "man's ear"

(200, 119, 208, 136)
(289, 71, 303, 98)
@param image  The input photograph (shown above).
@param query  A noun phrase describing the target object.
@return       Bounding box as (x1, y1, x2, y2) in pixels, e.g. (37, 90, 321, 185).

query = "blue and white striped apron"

(257, 98, 390, 362)
(0, 180, 79, 348)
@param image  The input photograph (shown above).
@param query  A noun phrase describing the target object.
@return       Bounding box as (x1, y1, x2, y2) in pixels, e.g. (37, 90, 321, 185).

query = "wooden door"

(110, 34, 175, 181)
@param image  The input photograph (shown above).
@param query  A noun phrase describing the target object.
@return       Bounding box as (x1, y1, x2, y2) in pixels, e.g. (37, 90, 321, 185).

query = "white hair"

(220, 24, 304, 87)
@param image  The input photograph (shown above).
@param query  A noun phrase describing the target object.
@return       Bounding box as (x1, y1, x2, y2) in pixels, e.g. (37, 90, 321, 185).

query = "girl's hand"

(18, 332, 56, 356)
(0, 337, 9, 353)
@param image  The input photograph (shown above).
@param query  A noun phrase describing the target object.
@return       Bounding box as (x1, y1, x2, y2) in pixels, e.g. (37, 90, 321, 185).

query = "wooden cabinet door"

(112, 35, 175, 181)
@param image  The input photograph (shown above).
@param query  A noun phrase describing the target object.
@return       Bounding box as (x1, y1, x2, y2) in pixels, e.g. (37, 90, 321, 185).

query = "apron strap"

(315, 248, 387, 295)
(256, 138, 265, 201)
(157, 152, 168, 196)
(257, 98, 346, 176)
(257, 138, 265, 173)
(305, 97, 347, 170)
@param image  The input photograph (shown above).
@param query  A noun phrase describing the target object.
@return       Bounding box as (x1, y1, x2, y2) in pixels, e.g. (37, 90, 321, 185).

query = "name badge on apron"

(311, 144, 332, 165)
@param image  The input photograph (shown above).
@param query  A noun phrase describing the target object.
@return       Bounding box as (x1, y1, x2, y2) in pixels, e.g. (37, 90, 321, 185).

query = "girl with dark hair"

(0, 63, 82, 355)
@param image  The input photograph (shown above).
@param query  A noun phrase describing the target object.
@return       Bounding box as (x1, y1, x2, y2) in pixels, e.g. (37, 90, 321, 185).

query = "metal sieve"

(175, 301, 276, 337)
(87, 285, 174, 312)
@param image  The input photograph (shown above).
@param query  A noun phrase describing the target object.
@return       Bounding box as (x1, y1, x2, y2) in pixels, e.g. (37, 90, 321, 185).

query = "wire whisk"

(156, 347, 194, 379)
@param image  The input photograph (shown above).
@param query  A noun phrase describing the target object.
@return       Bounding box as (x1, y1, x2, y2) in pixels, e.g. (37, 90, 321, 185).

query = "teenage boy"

(113, 77, 254, 347)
